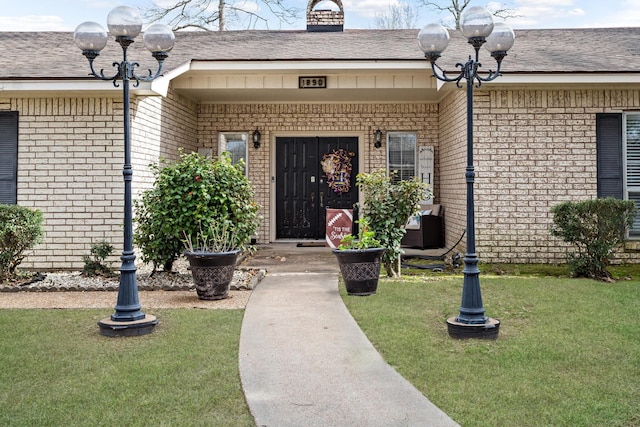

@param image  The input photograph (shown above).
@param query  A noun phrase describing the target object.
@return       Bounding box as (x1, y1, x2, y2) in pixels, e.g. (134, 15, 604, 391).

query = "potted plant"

(332, 218, 385, 296)
(355, 170, 430, 277)
(183, 220, 243, 300)
(134, 150, 260, 298)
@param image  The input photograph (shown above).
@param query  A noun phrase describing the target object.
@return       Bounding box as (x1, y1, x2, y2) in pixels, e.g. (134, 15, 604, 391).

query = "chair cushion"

(405, 215, 421, 230)
(405, 204, 442, 229)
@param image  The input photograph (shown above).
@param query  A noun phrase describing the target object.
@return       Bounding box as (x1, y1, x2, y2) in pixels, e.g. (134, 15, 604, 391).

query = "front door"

(276, 136, 359, 239)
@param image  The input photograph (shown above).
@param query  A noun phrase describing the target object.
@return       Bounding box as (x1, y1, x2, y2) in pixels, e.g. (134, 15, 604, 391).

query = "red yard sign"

(325, 208, 353, 248)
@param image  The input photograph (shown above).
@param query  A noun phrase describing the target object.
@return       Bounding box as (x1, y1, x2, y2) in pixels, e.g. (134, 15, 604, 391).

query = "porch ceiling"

(173, 86, 438, 103)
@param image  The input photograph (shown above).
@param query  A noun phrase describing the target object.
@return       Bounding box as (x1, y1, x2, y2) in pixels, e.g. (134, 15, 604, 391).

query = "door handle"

(319, 192, 324, 207)
(310, 191, 315, 207)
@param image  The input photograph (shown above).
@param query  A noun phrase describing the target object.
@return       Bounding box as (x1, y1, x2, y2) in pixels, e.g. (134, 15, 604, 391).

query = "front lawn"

(0, 309, 253, 426)
(342, 275, 640, 427)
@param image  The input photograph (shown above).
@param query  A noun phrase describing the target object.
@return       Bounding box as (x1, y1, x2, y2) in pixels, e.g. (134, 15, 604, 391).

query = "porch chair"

(401, 204, 445, 249)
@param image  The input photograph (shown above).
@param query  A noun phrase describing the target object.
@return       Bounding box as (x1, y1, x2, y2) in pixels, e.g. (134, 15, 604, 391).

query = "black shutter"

(596, 113, 623, 199)
(0, 112, 18, 205)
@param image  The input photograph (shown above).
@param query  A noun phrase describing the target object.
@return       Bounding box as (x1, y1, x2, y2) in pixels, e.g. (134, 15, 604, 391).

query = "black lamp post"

(74, 6, 175, 337)
(418, 7, 515, 339)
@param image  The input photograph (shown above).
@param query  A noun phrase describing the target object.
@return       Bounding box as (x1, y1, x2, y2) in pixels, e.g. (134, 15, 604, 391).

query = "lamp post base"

(98, 314, 158, 337)
(446, 317, 500, 339)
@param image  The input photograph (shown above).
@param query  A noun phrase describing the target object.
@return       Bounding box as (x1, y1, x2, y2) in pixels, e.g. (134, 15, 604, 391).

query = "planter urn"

(332, 247, 385, 296)
(184, 250, 240, 300)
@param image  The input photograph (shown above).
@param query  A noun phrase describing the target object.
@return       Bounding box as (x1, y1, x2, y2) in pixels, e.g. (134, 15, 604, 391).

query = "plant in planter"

(134, 150, 260, 299)
(183, 220, 243, 300)
(355, 170, 430, 278)
(332, 218, 385, 296)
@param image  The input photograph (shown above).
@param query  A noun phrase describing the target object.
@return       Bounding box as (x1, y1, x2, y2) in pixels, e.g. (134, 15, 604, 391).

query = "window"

(0, 112, 18, 205)
(219, 132, 248, 176)
(387, 132, 416, 183)
(596, 113, 640, 236)
(624, 113, 640, 236)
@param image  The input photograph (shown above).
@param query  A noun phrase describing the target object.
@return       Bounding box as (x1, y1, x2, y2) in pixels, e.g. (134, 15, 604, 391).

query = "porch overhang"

(0, 79, 158, 98)
(169, 60, 442, 103)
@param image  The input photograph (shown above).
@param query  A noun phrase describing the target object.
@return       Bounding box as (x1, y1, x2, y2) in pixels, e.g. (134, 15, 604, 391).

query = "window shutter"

(0, 112, 18, 205)
(596, 113, 623, 199)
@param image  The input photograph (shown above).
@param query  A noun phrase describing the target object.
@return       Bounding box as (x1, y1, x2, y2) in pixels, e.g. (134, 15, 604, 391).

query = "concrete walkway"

(239, 244, 459, 427)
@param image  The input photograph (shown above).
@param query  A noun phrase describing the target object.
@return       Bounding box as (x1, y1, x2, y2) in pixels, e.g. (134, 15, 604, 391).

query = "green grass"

(0, 309, 253, 427)
(403, 260, 640, 279)
(2, 270, 639, 427)
(341, 275, 640, 427)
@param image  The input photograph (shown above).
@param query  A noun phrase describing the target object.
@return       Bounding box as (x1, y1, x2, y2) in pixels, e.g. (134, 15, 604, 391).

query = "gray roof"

(1, 27, 639, 80)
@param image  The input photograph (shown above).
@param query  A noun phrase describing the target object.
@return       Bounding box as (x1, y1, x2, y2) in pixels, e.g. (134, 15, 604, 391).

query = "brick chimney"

(307, 0, 344, 32)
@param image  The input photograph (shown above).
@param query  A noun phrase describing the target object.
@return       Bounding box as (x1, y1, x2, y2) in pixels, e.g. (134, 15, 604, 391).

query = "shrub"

(550, 197, 637, 280)
(356, 170, 430, 277)
(82, 240, 115, 277)
(0, 204, 44, 281)
(134, 151, 260, 274)
(134, 190, 183, 273)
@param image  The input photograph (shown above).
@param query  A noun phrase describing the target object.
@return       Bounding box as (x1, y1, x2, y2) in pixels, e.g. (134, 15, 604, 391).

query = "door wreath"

(321, 149, 355, 194)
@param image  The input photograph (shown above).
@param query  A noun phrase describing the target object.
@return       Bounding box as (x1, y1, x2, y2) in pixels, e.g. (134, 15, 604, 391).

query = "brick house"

(1, 4, 639, 270)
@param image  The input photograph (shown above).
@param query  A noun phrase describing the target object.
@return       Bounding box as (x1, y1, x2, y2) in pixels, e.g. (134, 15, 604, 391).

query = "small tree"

(550, 198, 637, 280)
(0, 204, 44, 281)
(356, 170, 430, 277)
(134, 150, 260, 274)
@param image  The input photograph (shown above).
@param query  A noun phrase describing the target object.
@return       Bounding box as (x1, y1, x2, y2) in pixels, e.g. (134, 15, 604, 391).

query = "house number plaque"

(299, 76, 327, 89)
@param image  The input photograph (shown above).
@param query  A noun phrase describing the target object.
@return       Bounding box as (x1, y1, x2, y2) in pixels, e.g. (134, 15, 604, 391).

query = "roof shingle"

(1, 27, 639, 80)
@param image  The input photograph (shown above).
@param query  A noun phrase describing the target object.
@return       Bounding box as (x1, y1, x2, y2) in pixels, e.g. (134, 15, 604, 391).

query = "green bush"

(0, 204, 44, 281)
(550, 197, 637, 280)
(82, 240, 115, 277)
(134, 151, 260, 273)
(356, 170, 430, 277)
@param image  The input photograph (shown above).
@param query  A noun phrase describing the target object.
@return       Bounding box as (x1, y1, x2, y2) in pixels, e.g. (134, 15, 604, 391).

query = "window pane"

(625, 114, 640, 235)
(220, 133, 247, 175)
(226, 140, 246, 166)
(387, 132, 416, 183)
(626, 115, 640, 187)
(630, 193, 640, 237)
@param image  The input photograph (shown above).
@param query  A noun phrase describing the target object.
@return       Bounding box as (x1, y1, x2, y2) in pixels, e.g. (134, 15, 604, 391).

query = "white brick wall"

(437, 90, 468, 253)
(3, 97, 123, 270)
(132, 88, 198, 194)
(471, 88, 639, 264)
(3, 89, 197, 270)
